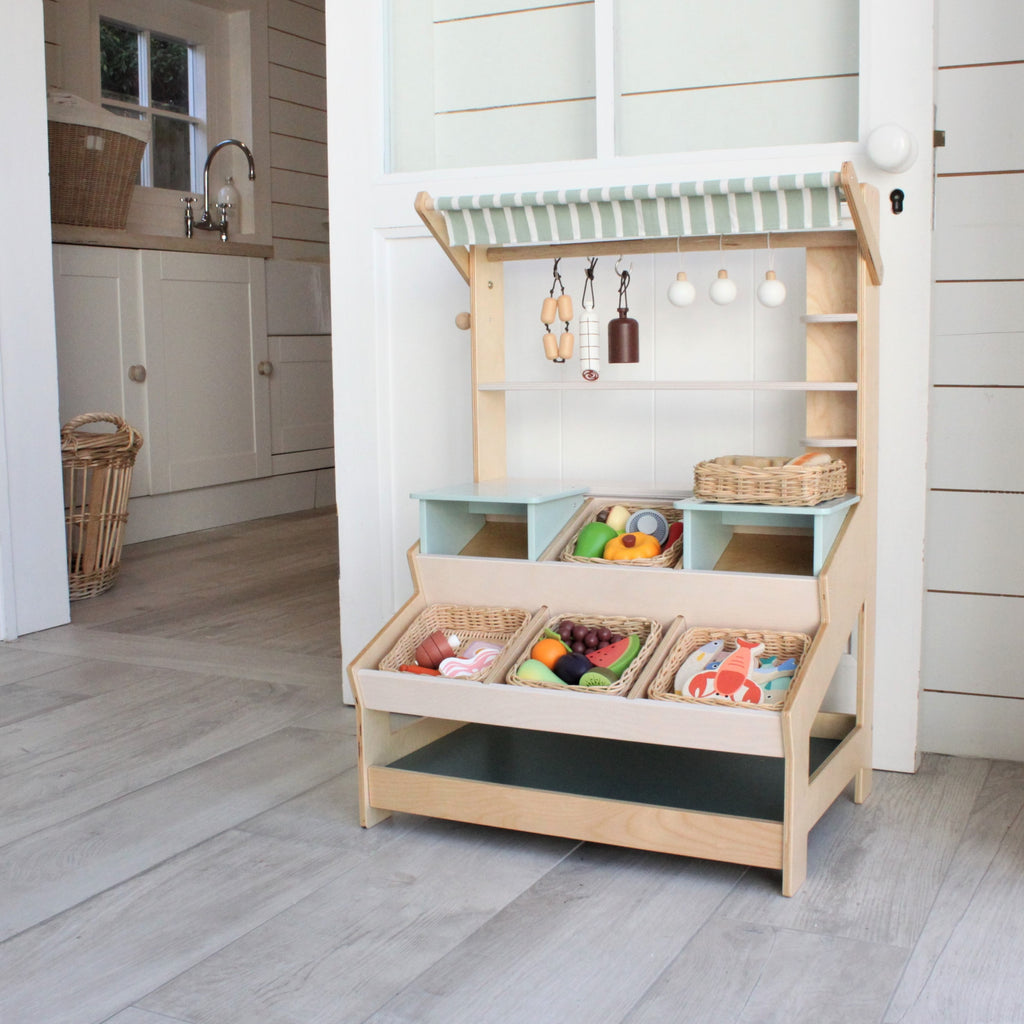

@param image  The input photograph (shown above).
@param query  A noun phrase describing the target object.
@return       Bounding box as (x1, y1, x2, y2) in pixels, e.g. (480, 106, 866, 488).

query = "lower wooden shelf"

(368, 724, 840, 871)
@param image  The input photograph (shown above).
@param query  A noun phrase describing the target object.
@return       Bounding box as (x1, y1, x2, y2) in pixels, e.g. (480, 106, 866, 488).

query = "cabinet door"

(51, 245, 151, 496)
(268, 335, 334, 473)
(141, 251, 271, 493)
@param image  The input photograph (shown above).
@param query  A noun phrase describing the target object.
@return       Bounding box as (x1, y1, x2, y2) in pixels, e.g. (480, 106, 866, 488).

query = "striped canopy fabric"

(436, 173, 844, 246)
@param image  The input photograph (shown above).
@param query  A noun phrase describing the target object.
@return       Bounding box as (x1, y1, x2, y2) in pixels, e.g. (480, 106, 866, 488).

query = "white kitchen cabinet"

(53, 245, 273, 497)
(268, 334, 334, 474)
(51, 245, 152, 496)
(139, 250, 271, 493)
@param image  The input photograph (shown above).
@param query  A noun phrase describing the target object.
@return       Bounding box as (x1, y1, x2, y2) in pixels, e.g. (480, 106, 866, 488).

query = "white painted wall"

(328, 0, 934, 771)
(0, 0, 71, 638)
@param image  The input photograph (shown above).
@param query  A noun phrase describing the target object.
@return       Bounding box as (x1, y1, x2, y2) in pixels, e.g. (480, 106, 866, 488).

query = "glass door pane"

(389, 0, 597, 172)
(614, 0, 859, 156)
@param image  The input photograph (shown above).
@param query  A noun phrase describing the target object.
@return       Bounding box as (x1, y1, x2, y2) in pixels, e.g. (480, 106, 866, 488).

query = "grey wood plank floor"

(1, 507, 1022, 1024)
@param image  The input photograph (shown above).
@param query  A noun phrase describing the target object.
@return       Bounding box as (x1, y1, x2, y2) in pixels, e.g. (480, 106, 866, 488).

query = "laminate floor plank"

(102, 1009, 193, 1024)
(719, 753, 990, 947)
(0, 726, 349, 941)
(0, 645, 79, 685)
(0, 674, 334, 847)
(621, 917, 907, 1024)
(884, 759, 1024, 1024)
(0, 829, 352, 1024)
(16, 625, 341, 689)
(362, 844, 744, 1024)
(137, 824, 577, 1024)
(0, 679, 89, 727)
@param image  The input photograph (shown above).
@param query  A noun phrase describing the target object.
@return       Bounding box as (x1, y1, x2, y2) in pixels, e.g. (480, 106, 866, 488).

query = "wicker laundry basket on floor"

(62, 413, 144, 600)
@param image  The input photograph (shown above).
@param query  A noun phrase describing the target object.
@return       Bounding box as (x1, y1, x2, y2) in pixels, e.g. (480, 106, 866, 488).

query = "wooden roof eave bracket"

(840, 161, 883, 286)
(415, 191, 470, 285)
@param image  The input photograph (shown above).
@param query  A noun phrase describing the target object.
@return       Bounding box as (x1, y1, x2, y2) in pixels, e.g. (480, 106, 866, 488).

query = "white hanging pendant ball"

(667, 271, 696, 307)
(709, 268, 737, 305)
(756, 270, 787, 308)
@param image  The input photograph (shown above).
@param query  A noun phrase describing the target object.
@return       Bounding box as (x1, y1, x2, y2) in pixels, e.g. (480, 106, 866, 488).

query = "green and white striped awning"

(436, 172, 844, 247)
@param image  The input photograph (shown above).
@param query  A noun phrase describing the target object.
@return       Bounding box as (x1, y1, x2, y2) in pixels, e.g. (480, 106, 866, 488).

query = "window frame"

(72, 0, 272, 245)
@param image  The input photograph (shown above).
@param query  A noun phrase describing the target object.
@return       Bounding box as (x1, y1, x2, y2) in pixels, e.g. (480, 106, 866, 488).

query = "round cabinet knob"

(128, 364, 147, 383)
(257, 360, 274, 377)
(455, 312, 471, 330)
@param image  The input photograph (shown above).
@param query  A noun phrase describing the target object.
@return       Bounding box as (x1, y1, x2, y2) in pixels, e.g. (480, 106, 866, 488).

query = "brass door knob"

(128, 364, 147, 383)
(257, 361, 274, 377)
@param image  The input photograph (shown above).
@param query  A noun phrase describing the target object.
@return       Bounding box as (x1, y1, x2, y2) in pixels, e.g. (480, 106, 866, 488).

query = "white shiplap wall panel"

(933, 281, 1024, 335)
(269, 63, 328, 109)
(927, 387, 1024, 490)
(269, 0, 326, 43)
(617, 0, 859, 93)
(270, 167, 328, 211)
(918, 692, 1024, 762)
(270, 97, 329, 144)
(936, 65, 1024, 174)
(931, 334, 1024, 386)
(925, 491, 1024, 596)
(271, 134, 329, 178)
(936, 0, 1024, 65)
(922, 592, 1024, 700)
(933, 174, 1024, 281)
(271, 203, 329, 247)
(923, 0, 1024, 759)
(433, 5, 594, 112)
(618, 76, 859, 156)
(269, 27, 326, 77)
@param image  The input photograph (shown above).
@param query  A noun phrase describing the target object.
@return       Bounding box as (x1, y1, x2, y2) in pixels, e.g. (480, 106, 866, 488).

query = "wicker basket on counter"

(378, 603, 534, 682)
(642, 626, 811, 711)
(693, 455, 847, 506)
(507, 612, 662, 696)
(559, 501, 683, 568)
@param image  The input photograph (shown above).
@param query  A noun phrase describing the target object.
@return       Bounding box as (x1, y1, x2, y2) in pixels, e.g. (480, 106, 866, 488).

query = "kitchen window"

(99, 17, 206, 192)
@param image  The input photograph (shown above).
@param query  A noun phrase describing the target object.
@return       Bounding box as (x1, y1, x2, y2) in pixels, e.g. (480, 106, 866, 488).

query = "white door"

(140, 251, 271, 493)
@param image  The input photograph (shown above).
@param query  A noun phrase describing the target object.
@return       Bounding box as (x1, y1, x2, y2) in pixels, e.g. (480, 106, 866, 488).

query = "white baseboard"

(124, 468, 336, 544)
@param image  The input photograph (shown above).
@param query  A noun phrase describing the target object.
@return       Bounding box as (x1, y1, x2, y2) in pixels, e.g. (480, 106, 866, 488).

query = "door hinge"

(934, 129, 946, 148)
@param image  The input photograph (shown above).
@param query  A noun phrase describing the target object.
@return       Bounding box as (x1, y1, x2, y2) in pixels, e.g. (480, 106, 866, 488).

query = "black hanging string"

(582, 257, 597, 309)
(549, 257, 565, 298)
(616, 264, 631, 312)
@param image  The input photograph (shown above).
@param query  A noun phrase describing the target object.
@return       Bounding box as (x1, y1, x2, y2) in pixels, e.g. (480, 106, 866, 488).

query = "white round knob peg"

(866, 123, 918, 173)
(667, 271, 696, 307)
(709, 269, 737, 305)
(756, 270, 787, 308)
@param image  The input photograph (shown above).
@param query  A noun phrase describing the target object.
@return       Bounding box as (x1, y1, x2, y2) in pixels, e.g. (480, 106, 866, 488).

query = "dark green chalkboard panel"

(389, 724, 840, 823)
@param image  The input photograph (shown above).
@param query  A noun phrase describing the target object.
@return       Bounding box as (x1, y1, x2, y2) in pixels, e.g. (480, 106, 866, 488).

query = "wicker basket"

(378, 603, 533, 682)
(693, 455, 847, 506)
(643, 626, 811, 711)
(507, 612, 662, 696)
(559, 501, 683, 568)
(62, 413, 144, 601)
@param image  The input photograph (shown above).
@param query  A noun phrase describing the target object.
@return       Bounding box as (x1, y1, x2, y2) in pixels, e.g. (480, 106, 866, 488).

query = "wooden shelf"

(478, 380, 859, 392)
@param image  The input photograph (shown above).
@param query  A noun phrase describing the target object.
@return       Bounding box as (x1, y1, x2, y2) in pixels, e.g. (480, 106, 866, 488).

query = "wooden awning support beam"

(840, 161, 883, 286)
(415, 191, 470, 285)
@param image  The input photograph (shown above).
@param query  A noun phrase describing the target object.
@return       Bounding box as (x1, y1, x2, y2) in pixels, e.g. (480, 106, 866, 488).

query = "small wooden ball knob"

(455, 312, 471, 330)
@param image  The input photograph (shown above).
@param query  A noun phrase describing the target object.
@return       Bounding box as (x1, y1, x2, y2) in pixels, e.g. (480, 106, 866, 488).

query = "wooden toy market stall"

(349, 162, 881, 896)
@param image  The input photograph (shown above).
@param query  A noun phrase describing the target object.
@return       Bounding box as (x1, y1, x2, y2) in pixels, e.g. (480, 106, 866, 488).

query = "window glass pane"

(151, 34, 190, 114)
(102, 105, 146, 184)
(152, 115, 192, 190)
(388, 0, 596, 172)
(100, 19, 139, 104)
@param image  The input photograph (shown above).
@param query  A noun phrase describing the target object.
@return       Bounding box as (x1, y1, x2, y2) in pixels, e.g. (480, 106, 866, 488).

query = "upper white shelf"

(801, 313, 858, 323)
(478, 380, 858, 392)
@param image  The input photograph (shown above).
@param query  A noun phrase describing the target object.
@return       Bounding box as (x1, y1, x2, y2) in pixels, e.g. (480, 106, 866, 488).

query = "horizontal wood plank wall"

(614, 0, 859, 156)
(923, 0, 1024, 760)
(269, 0, 329, 262)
